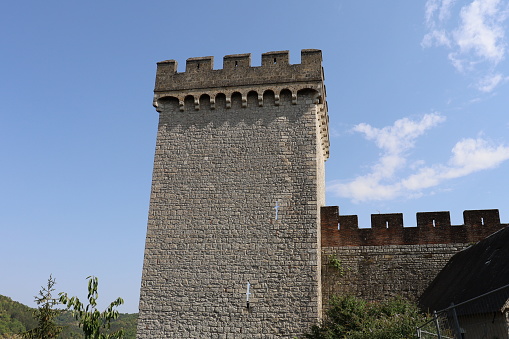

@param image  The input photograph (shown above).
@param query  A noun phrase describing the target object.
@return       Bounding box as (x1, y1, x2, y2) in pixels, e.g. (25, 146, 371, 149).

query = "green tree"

(59, 276, 124, 339)
(304, 295, 427, 339)
(21, 275, 62, 339)
(0, 295, 37, 336)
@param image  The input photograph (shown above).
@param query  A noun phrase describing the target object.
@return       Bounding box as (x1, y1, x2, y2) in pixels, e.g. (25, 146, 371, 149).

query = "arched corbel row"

(152, 84, 329, 158)
(153, 83, 325, 112)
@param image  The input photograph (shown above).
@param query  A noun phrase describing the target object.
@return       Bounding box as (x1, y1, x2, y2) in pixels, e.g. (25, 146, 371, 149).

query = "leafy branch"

(59, 276, 124, 339)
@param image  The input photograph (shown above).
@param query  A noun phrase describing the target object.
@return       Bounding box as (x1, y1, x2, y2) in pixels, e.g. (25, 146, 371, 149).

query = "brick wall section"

(137, 51, 328, 338)
(321, 206, 507, 247)
(321, 207, 508, 304)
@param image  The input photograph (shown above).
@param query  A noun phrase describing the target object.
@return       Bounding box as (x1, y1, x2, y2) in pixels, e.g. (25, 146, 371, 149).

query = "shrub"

(304, 295, 427, 339)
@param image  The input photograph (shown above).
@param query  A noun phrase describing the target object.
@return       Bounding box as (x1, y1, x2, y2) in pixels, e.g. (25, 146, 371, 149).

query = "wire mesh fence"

(416, 284, 509, 339)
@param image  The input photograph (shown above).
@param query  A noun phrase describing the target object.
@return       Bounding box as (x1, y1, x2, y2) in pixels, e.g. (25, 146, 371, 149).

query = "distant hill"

(0, 294, 137, 338)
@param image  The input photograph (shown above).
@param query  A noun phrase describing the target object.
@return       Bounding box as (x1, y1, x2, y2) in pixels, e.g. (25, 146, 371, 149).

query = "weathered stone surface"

(137, 50, 328, 338)
(322, 243, 472, 304)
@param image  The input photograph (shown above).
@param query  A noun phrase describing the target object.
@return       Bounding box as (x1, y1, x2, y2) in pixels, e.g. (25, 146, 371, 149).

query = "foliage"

(0, 296, 36, 336)
(1, 334, 23, 339)
(21, 275, 62, 338)
(106, 314, 137, 338)
(304, 295, 428, 339)
(0, 294, 137, 338)
(59, 276, 125, 339)
(327, 255, 345, 276)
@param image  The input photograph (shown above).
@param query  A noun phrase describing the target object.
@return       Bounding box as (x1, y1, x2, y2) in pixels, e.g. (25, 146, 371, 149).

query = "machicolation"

(153, 50, 329, 159)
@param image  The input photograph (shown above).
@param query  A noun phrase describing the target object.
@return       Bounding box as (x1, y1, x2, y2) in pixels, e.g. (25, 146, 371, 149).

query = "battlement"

(153, 50, 329, 159)
(155, 49, 323, 92)
(153, 50, 326, 111)
(321, 206, 507, 247)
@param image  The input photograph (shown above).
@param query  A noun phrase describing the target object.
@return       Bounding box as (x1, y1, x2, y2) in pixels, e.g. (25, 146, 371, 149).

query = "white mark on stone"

(246, 281, 251, 309)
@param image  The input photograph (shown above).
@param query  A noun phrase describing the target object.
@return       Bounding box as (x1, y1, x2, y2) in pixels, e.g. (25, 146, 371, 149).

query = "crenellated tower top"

(153, 49, 329, 158)
(154, 49, 324, 93)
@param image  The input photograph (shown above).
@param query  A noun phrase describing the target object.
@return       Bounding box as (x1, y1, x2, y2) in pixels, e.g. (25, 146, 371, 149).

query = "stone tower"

(137, 50, 329, 338)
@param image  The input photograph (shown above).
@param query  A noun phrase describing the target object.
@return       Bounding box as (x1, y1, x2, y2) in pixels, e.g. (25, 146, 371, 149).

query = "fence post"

(433, 310, 442, 339)
(450, 302, 462, 339)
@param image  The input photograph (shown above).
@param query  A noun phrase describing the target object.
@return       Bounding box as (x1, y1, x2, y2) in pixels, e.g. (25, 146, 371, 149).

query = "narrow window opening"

(481, 217, 485, 225)
(197, 63, 200, 69)
(273, 58, 277, 64)
(432, 219, 436, 227)
(385, 221, 389, 229)
(337, 223, 340, 230)
(235, 61, 238, 67)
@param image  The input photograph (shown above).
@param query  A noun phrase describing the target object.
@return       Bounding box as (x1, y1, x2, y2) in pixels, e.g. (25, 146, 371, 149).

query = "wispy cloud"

(351, 113, 445, 179)
(477, 72, 508, 91)
(328, 114, 509, 202)
(422, 0, 509, 91)
(424, 0, 457, 28)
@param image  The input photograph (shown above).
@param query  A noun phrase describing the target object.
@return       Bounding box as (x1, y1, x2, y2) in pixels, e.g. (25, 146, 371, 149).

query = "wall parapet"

(153, 50, 326, 113)
(321, 206, 507, 247)
(154, 49, 324, 93)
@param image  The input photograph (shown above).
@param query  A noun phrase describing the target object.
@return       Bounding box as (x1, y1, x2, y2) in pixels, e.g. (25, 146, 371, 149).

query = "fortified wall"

(138, 48, 507, 337)
(320, 207, 508, 304)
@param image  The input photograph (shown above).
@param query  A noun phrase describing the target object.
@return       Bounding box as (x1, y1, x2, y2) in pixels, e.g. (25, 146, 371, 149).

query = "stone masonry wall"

(137, 51, 328, 338)
(322, 243, 471, 304)
(321, 207, 508, 304)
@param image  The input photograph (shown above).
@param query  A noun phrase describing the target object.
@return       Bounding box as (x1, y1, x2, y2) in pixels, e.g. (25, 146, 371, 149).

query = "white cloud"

(328, 113, 445, 202)
(423, 0, 459, 47)
(425, 0, 457, 26)
(422, 29, 452, 48)
(425, 0, 440, 25)
(477, 72, 506, 91)
(328, 115, 509, 202)
(353, 113, 446, 154)
(401, 167, 441, 191)
(423, 0, 509, 91)
(464, 0, 506, 59)
(447, 137, 509, 173)
(441, 0, 459, 21)
(349, 113, 445, 182)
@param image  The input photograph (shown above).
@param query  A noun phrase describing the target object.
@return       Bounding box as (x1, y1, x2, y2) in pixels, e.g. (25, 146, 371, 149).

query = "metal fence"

(416, 284, 509, 339)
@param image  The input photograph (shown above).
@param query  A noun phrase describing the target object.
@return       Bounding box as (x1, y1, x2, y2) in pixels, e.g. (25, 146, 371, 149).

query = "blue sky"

(1, 0, 508, 313)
